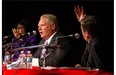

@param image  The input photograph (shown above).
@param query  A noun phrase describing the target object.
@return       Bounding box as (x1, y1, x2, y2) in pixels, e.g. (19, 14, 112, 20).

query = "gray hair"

(80, 15, 98, 36)
(40, 14, 59, 31)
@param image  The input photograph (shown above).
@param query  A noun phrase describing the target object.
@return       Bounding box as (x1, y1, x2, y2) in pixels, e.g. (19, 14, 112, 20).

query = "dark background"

(2, 0, 114, 71)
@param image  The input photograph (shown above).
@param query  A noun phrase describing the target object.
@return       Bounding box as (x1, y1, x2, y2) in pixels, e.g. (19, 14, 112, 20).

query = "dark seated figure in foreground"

(74, 5, 113, 72)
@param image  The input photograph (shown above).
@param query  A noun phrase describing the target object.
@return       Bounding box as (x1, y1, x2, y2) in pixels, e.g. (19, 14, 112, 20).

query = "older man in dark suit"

(34, 14, 81, 67)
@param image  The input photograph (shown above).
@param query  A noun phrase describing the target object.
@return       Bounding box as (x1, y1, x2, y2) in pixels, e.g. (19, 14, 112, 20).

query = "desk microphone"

(3, 30, 37, 40)
(58, 33, 80, 39)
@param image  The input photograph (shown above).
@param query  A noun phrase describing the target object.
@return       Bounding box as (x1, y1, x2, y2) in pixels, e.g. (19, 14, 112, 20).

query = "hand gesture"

(12, 28, 20, 39)
(74, 5, 86, 22)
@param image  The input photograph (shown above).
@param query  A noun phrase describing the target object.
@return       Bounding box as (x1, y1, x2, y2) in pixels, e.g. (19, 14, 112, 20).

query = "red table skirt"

(2, 65, 113, 75)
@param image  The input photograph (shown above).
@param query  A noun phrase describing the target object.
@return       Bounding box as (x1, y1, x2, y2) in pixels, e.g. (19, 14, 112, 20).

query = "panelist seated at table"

(34, 14, 82, 67)
(10, 20, 38, 62)
(74, 5, 113, 71)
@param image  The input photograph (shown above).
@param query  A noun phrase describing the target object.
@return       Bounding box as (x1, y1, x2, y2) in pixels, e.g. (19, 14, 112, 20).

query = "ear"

(51, 24, 55, 30)
(85, 31, 89, 37)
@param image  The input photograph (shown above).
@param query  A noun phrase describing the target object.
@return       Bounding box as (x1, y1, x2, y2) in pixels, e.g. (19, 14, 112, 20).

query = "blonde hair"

(40, 14, 59, 31)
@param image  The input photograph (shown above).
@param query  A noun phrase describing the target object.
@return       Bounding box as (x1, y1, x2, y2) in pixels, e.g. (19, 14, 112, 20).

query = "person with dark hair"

(11, 19, 38, 62)
(34, 14, 80, 67)
(12, 20, 28, 39)
(74, 5, 112, 71)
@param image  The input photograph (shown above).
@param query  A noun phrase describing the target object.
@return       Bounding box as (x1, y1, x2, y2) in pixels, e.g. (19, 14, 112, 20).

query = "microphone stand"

(10, 45, 14, 63)
(42, 39, 58, 67)
(2, 42, 15, 51)
(2, 42, 15, 63)
(4, 44, 11, 51)
(42, 49, 54, 67)
(42, 46, 46, 67)
(3, 43, 11, 64)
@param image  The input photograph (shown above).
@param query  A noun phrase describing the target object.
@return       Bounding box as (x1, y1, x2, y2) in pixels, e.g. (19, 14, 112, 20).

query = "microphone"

(3, 30, 37, 39)
(3, 35, 13, 44)
(27, 30, 37, 36)
(58, 33, 80, 39)
(19, 30, 37, 40)
(3, 35, 13, 40)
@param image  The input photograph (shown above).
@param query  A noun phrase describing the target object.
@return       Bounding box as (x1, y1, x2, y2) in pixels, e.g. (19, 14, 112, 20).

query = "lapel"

(39, 39, 45, 45)
(81, 37, 94, 66)
(39, 38, 56, 57)
(87, 36, 95, 53)
(81, 43, 90, 66)
(39, 31, 64, 57)
(46, 31, 63, 54)
(45, 33, 58, 54)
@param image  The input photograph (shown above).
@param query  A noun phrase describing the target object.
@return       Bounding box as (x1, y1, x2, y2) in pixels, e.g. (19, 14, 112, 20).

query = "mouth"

(39, 32, 43, 35)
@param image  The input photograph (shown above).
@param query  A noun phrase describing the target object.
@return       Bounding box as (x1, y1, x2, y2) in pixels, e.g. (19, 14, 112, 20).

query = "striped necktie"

(40, 40, 48, 59)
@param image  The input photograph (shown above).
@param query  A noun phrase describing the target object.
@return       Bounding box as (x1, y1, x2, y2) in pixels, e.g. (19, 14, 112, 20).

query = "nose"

(18, 29, 23, 34)
(38, 25, 41, 31)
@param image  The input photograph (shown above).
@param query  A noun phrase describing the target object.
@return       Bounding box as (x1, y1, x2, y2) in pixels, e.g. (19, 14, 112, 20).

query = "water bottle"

(19, 51, 26, 68)
(26, 51, 32, 69)
(4, 51, 11, 65)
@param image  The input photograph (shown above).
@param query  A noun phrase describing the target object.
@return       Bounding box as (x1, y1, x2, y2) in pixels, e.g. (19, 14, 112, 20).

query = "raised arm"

(74, 5, 86, 22)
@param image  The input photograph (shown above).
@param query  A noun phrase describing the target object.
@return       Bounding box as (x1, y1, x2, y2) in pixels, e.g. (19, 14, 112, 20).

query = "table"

(2, 66, 113, 75)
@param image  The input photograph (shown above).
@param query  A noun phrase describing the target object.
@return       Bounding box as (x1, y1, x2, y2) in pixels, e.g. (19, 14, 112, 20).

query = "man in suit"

(34, 14, 81, 67)
(74, 5, 113, 71)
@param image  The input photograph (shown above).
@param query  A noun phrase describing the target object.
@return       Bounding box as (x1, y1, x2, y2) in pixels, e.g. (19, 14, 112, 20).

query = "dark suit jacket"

(34, 31, 81, 67)
(81, 36, 112, 70)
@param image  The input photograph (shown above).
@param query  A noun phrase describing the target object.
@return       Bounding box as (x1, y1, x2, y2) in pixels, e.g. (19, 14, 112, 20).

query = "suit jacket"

(34, 31, 81, 67)
(81, 36, 105, 70)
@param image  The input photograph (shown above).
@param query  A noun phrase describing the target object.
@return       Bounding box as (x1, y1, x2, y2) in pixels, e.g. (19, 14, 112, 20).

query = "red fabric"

(88, 70, 113, 75)
(2, 66, 113, 75)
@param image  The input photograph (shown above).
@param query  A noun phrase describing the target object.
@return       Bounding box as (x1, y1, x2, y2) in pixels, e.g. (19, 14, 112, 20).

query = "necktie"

(40, 41, 48, 59)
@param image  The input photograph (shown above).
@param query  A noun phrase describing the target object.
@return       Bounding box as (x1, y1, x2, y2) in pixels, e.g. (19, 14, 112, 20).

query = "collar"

(46, 32, 57, 44)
